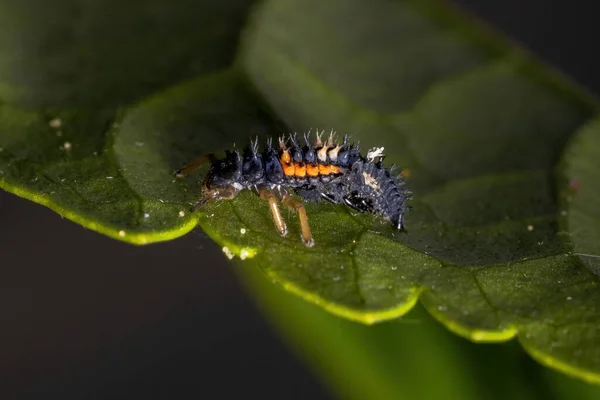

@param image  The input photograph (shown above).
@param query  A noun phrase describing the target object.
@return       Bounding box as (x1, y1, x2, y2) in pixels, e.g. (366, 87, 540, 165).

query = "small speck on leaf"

(240, 248, 250, 260)
(49, 118, 62, 129)
(222, 246, 234, 260)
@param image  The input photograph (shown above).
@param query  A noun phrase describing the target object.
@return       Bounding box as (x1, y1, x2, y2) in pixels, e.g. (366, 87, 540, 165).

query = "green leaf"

(0, 0, 255, 243)
(236, 258, 600, 400)
(1, 0, 600, 385)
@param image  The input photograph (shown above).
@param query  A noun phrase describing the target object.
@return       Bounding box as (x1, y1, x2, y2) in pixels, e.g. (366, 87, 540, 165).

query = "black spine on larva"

(303, 133, 317, 164)
(289, 134, 303, 163)
(241, 138, 264, 185)
(264, 137, 284, 184)
(208, 148, 243, 188)
(337, 143, 362, 167)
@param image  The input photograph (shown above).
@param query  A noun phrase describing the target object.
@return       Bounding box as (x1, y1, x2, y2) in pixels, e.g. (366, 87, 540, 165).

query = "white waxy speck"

(240, 228, 247, 235)
(63, 141, 72, 150)
(135, 141, 145, 147)
(118, 230, 126, 237)
(106, 176, 113, 179)
(222, 246, 234, 260)
(366, 147, 385, 161)
(561, 210, 568, 217)
(333, 276, 341, 281)
(178, 210, 185, 217)
(93, 151, 98, 156)
(567, 296, 573, 301)
(527, 225, 534, 232)
(240, 249, 250, 260)
(49, 118, 62, 129)
(144, 213, 150, 218)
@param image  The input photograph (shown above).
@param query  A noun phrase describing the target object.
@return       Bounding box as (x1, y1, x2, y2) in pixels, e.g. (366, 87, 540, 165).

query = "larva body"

(178, 132, 411, 247)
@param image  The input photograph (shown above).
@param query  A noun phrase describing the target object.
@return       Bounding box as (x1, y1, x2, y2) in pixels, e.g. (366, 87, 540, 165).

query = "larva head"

(208, 149, 243, 188)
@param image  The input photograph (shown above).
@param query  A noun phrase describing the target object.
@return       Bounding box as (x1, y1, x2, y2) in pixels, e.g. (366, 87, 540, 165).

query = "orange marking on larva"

(294, 163, 307, 177)
(307, 164, 319, 176)
(283, 163, 295, 176)
(329, 165, 341, 174)
(280, 150, 291, 164)
(318, 164, 331, 175)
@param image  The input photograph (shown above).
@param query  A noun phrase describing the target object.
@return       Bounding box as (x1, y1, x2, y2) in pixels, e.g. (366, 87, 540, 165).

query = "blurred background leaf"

(237, 258, 600, 400)
(0, 0, 254, 108)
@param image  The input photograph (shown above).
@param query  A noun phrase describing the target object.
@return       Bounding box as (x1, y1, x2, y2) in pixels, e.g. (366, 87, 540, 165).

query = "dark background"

(1, 1, 599, 399)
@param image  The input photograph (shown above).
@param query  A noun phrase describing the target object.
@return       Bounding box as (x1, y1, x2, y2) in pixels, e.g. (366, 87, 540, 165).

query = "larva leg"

(257, 186, 288, 237)
(280, 192, 314, 248)
(175, 153, 215, 178)
(191, 184, 240, 212)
